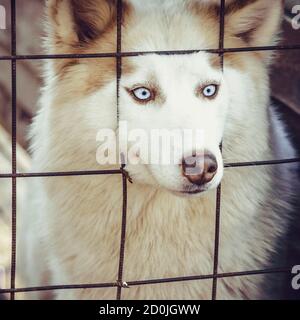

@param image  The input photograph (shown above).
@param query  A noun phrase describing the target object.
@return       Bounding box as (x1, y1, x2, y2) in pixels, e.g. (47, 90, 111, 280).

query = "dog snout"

(182, 152, 218, 186)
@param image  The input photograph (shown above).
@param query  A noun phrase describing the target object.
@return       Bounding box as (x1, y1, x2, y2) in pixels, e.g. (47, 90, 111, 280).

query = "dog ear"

(225, 0, 284, 47)
(46, 0, 117, 48)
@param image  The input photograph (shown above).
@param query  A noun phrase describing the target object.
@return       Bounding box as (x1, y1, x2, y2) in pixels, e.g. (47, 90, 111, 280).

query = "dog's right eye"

(131, 87, 153, 103)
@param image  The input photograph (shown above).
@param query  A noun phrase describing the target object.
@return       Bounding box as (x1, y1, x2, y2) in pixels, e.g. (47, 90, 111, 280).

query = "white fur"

(18, 1, 295, 300)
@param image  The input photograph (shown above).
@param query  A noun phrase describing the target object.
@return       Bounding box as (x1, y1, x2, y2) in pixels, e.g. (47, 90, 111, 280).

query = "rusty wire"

(0, 0, 299, 300)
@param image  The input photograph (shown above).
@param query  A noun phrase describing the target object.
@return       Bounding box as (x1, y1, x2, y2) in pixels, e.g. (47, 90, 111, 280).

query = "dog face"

(119, 52, 227, 195)
(43, 0, 283, 196)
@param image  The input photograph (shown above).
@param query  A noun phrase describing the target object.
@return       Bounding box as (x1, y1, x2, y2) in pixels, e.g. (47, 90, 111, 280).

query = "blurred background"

(0, 0, 299, 299)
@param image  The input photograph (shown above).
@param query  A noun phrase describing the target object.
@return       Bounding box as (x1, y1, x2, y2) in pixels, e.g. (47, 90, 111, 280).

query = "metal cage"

(0, 0, 300, 300)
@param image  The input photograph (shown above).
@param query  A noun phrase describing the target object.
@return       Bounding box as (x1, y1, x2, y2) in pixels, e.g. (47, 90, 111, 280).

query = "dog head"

(43, 0, 283, 196)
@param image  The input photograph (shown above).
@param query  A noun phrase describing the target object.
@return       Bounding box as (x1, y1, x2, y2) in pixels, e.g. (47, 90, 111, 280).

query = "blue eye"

(132, 87, 152, 101)
(202, 84, 218, 98)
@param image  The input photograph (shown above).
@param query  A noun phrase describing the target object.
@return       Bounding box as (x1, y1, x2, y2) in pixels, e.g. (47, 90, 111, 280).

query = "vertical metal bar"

(116, 163, 129, 300)
(212, 183, 222, 300)
(218, 0, 225, 70)
(116, 0, 122, 122)
(115, 0, 129, 301)
(212, 0, 226, 301)
(10, 0, 17, 301)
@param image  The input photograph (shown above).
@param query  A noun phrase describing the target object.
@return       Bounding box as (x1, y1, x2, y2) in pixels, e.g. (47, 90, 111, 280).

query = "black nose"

(182, 152, 218, 186)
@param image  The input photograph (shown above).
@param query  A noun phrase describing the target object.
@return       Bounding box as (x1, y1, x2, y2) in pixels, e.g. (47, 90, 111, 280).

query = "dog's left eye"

(202, 84, 218, 98)
(132, 87, 153, 102)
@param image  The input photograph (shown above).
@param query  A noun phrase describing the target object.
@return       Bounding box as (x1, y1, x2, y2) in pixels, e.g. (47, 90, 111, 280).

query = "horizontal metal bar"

(0, 158, 299, 179)
(0, 169, 122, 179)
(222, 44, 300, 53)
(0, 282, 118, 294)
(0, 44, 299, 61)
(0, 267, 290, 294)
(127, 267, 290, 287)
(224, 157, 300, 168)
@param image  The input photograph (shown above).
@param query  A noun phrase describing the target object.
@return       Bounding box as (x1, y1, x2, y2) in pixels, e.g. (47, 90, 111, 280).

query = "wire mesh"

(0, 0, 299, 300)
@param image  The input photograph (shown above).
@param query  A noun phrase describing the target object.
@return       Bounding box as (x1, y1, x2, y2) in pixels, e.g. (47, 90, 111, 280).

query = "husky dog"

(19, 0, 296, 299)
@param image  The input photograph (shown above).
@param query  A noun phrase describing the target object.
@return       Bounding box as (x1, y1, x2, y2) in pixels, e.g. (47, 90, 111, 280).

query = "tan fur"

(18, 0, 292, 300)
(46, 0, 283, 105)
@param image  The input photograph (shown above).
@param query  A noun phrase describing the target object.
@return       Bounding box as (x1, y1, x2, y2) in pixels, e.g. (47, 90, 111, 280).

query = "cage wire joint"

(120, 152, 133, 183)
(116, 280, 130, 289)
